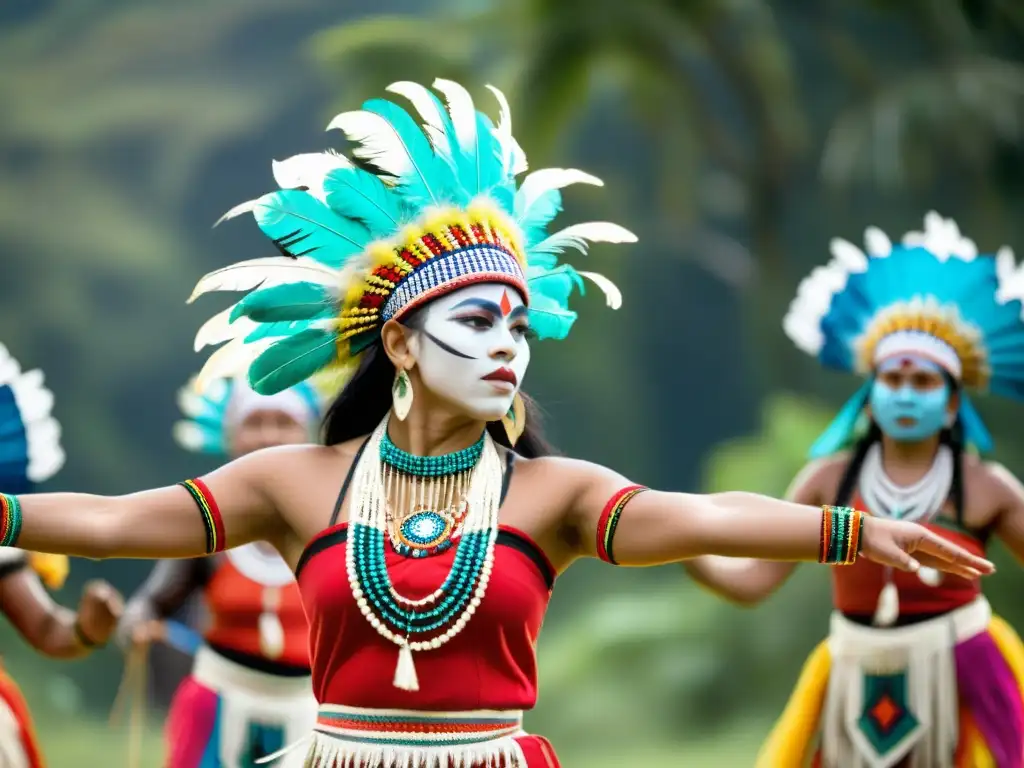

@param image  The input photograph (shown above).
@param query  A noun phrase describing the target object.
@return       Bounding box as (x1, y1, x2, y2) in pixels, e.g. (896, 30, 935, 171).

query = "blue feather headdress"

(783, 212, 1024, 456)
(173, 374, 321, 456)
(0, 344, 64, 493)
(188, 79, 636, 395)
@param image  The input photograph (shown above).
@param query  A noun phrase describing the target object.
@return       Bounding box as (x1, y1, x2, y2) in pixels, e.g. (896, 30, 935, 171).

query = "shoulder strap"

(499, 451, 516, 505)
(329, 438, 371, 527)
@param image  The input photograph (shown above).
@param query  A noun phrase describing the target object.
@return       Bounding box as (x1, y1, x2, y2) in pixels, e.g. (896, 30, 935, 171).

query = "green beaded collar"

(379, 430, 485, 477)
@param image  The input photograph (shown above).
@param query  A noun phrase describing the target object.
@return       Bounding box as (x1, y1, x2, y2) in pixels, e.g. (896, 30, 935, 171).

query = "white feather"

(901, 211, 977, 262)
(995, 246, 1024, 312)
(172, 421, 214, 453)
(531, 222, 638, 256)
(0, 347, 65, 483)
(271, 151, 352, 201)
(578, 271, 623, 310)
(195, 338, 274, 393)
(485, 84, 528, 177)
(863, 226, 892, 256)
(431, 79, 478, 161)
(214, 199, 258, 227)
(514, 169, 603, 222)
(386, 81, 455, 161)
(828, 238, 868, 272)
(193, 306, 258, 352)
(188, 257, 338, 304)
(327, 109, 420, 180)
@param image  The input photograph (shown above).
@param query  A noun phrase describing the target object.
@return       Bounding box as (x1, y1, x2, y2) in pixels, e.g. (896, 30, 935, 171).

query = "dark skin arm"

(991, 462, 1024, 564)
(115, 558, 210, 649)
(0, 559, 122, 659)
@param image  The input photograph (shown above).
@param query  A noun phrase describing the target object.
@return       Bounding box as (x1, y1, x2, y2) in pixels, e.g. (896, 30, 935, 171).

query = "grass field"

(38, 718, 767, 766)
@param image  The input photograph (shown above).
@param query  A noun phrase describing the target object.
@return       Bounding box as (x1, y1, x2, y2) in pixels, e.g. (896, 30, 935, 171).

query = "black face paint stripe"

(423, 329, 475, 359)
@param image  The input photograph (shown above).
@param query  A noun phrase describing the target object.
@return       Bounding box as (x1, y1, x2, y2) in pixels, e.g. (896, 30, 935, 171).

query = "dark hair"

(321, 330, 555, 459)
(835, 372, 964, 516)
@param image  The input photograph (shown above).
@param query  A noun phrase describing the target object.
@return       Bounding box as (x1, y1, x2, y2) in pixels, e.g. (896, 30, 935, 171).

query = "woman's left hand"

(859, 517, 995, 579)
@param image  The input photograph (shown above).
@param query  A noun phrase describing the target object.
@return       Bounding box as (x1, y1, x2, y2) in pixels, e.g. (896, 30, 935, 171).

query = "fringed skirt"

(756, 597, 1024, 768)
(165, 645, 317, 768)
(257, 705, 561, 767)
(0, 666, 43, 768)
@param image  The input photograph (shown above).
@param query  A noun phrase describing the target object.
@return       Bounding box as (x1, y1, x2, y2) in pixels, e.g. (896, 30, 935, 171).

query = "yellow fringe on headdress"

(853, 298, 989, 388)
(28, 552, 69, 590)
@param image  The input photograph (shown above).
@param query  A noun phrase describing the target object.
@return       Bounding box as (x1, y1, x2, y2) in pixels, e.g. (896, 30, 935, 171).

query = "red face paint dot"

(499, 290, 512, 317)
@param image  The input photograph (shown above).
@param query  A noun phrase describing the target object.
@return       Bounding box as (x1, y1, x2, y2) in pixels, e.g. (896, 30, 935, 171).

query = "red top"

(204, 558, 311, 668)
(296, 523, 555, 710)
(831, 494, 985, 617)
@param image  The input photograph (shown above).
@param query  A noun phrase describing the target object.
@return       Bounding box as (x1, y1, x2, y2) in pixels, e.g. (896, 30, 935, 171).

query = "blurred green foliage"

(2, 0, 1024, 763)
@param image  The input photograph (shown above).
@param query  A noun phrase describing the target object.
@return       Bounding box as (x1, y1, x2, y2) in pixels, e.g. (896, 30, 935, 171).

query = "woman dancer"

(688, 213, 1024, 767)
(0, 82, 993, 767)
(0, 344, 122, 768)
(117, 374, 320, 767)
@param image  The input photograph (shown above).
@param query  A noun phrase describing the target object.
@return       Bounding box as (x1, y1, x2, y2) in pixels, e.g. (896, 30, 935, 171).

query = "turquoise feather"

(249, 328, 339, 395)
(526, 265, 586, 340)
(361, 99, 461, 207)
(245, 319, 320, 343)
(230, 282, 337, 323)
(323, 167, 406, 237)
(254, 189, 371, 269)
(521, 190, 562, 248)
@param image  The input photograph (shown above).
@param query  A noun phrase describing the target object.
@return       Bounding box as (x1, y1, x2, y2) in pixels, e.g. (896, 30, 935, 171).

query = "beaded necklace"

(346, 418, 501, 691)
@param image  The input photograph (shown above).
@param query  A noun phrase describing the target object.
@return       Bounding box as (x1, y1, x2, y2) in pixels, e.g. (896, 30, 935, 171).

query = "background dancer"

(0, 343, 122, 768)
(3, 82, 993, 768)
(116, 374, 321, 768)
(687, 213, 1024, 767)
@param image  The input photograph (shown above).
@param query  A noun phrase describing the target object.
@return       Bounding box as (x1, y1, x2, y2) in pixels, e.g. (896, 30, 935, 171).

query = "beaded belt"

(304, 704, 527, 767)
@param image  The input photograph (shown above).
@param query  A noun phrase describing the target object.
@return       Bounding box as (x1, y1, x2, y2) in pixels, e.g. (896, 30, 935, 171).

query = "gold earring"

(501, 393, 526, 446)
(392, 369, 413, 421)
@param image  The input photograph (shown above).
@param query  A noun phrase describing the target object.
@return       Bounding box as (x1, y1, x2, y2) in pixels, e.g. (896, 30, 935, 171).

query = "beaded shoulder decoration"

(784, 211, 1024, 457)
(187, 79, 636, 395)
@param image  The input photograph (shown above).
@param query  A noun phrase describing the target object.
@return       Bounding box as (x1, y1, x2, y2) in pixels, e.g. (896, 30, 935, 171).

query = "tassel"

(393, 642, 420, 691)
(258, 612, 285, 660)
(918, 566, 943, 587)
(873, 580, 899, 627)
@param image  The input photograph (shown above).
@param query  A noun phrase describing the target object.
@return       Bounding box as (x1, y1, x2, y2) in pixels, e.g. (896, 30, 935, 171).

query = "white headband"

(223, 379, 317, 435)
(873, 331, 962, 379)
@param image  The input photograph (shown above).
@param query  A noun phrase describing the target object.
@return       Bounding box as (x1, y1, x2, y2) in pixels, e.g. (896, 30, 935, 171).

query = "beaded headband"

(188, 79, 636, 395)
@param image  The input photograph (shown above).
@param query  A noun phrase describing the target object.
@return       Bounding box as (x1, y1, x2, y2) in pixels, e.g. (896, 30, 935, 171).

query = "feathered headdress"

(0, 344, 69, 589)
(0, 344, 64, 494)
(189, 79, 636, 395)
(784, 212, 1024, 456)
(173, 374, 321, 456)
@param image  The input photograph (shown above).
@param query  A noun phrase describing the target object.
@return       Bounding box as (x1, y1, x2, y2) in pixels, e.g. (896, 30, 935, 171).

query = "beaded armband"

(596, 485, 648, 565)
(178, 479, 225, 554)
(818, 505, 863, 566)
(0, 494, 23, 548)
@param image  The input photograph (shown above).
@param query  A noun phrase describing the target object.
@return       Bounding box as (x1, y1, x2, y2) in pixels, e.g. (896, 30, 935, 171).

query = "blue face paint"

(869, 378, 951, 442)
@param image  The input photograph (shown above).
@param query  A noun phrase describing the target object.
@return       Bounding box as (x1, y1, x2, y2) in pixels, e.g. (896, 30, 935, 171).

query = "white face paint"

(412, 282, 531, 421)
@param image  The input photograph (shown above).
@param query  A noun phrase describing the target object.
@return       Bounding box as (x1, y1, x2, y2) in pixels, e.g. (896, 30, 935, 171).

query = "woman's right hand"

(129, 618, 166, 647)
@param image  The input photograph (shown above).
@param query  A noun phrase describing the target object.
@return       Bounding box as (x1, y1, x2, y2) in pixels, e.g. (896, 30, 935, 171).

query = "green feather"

(248, 328, 338, 395)
(230, 282, 337, 323)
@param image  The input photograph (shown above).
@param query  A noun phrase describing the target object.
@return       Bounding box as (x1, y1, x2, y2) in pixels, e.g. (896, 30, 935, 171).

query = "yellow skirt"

(755, 615, 1024, 767)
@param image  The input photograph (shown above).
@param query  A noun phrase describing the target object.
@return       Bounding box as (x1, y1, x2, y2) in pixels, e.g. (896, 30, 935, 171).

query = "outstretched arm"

(991, 462, 1024, 564)
(9, 447, 291, 560)
(681, 459, 834, 604)
(561, 459, 992, 577)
